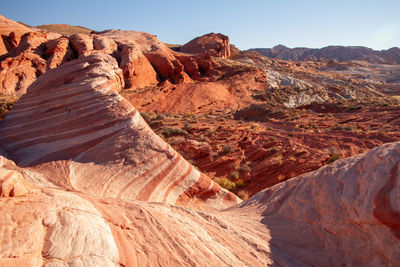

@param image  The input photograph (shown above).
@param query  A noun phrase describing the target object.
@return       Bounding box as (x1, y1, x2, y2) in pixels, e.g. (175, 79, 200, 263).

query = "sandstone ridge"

(0, 53, 239, 209)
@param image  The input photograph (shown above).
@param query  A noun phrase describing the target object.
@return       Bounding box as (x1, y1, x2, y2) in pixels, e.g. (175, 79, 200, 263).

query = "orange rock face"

(180, 32, 231, 58)
(1, 134, 399, 266)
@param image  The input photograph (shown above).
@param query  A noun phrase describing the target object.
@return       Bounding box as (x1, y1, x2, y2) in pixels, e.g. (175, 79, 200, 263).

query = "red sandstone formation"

(0, 14, 222, 95)
(180, 33, 231, 58)
(0, 15, 31, 56)
(0, 53, 238, 209)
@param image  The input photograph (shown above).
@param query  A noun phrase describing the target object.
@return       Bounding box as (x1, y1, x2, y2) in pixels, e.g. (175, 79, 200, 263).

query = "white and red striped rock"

(0, 139, 399, 266)
(0, 53, 239, 209)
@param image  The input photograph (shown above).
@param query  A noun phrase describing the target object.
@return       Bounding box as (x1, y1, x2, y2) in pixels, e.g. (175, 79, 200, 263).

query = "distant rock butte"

(250, 45, 400, 64)
(0, 53, 239, 209)
(180, 32, 231, 58)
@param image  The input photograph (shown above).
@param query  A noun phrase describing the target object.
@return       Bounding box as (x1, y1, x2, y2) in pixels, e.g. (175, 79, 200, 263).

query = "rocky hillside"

(250, 44, 400, 64)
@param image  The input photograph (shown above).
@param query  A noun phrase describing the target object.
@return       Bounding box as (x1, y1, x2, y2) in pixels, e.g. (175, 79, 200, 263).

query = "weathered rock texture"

(0, 14, 31, 56)
(0, 14, 221, 96)
(1, 131, 399, 266)
(180, 33, 231, 58)
(0, 53, 239, 209)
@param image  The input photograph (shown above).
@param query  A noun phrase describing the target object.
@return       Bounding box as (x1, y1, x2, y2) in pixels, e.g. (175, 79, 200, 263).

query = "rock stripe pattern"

(0, 53, 239, 209)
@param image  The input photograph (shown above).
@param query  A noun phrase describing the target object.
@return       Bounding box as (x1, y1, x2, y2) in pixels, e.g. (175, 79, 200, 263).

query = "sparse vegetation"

(229, 171, 240, 180)
(0, 95, 18, 121)
(214, 177, 236, 191)
(238, 164, 252, 173)
(237, 190, 249, 201)
(161, 127, 188, 138)
(326, 153, 341, 164)
(220, 144, 234, 155)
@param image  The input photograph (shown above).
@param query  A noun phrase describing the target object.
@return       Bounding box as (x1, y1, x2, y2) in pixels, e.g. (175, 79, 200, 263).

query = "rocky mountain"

(250, 44, 400, 64)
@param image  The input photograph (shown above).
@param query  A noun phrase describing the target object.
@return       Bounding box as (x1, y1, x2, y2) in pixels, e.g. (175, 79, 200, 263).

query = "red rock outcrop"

(94, 30, 194, 87)
(0, 17, 49, 96)
(45, 37, 75, 69)
(180, 33, 231, 58)
(68, 33, 94, 56)
(0, 14, 31, 56)
(0, 53, 238, 209)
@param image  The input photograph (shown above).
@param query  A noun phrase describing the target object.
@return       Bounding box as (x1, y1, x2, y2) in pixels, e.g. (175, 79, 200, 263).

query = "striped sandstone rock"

(0, 53, 239, 209)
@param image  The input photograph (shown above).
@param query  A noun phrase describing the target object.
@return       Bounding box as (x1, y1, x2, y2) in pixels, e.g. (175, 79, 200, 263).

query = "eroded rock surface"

(0, 53, 238, 209)
(1, 135, 399, 266)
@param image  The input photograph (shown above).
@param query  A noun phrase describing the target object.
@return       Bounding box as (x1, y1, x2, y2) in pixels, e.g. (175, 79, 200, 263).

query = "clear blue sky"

(2, 0, 399, 50)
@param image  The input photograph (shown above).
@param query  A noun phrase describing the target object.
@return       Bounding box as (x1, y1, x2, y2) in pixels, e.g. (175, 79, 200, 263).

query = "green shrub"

(220, 144, 234, 155)
(235, 179, 244, 188)
(326, 153, 341, 164)
(161, 127, 188, 138)
(229, 171, 240, 180)
(214, 177, 236, 191)
(237, 190, 249, 201)
(238, 164, 251, 173)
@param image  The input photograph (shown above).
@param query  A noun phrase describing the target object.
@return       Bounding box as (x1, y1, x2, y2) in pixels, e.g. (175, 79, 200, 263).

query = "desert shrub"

(155, 114, 166, 120)
(168, 136, 185, 145)
(229, 171, 240, 180)
(182, 113, 192, 119)
(214, 177, 236, 191)
(220, 144, 234, 155)
(0, 103, 13, 119)
(237, 190, 249, 201)
(161, 127, 188, 138)
(198, 136, 209, 142)
(238, 164, 251, 173)
(207, 128, 216, 136)
(235, 179, 244, 188)
(269, 136, 277, 142)
(183, 122, 193, 131)
(0, 97, 16, 120)
(326, 153, 341, 164)
(269, 147, 279, 153)
(277, 174, 286, 181)
(333, 123, 357, 132)
(140, 112, 155, 123)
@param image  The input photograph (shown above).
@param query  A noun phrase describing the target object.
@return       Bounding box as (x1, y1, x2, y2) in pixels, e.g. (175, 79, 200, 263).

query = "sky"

(1, 0, 399, 50)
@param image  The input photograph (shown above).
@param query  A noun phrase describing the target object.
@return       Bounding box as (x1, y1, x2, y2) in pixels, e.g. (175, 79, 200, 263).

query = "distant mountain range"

(248, 45, 400, 64)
